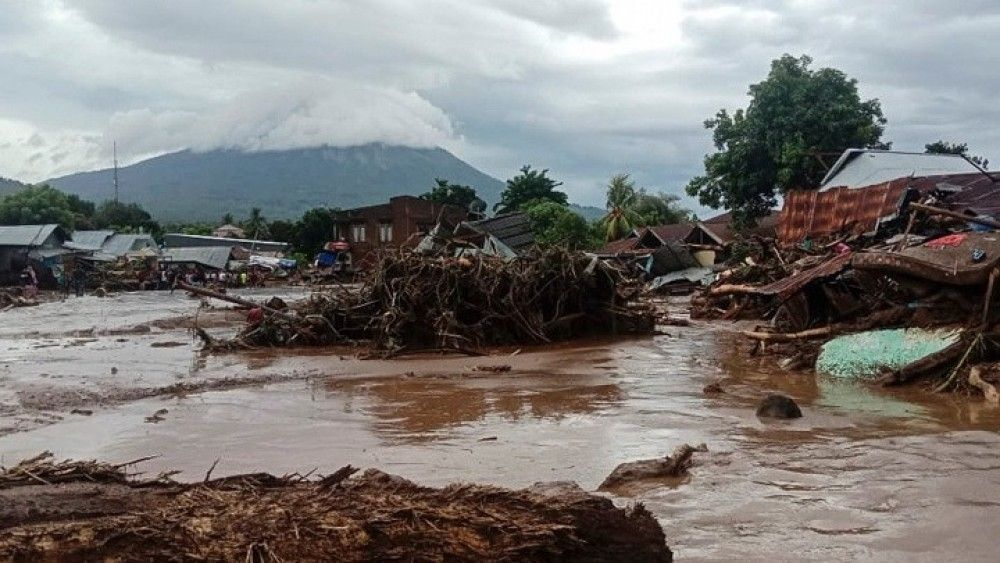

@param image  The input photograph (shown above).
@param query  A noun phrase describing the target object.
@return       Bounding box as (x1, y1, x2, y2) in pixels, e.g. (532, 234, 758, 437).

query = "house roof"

(100, 234, 157, 258)
(459, 212, 534, 250)
(599, 235, 642, 254)
(68, 230, 115, 250)
(820, 149, 981, 190)
(648, 223, 694, 243)
(690, 212, 778, 245)
(0, 224, 65, 247)
(160, 246, 233, 270)
(778, 172, 1000, 244)
(163, 233, 288, 252)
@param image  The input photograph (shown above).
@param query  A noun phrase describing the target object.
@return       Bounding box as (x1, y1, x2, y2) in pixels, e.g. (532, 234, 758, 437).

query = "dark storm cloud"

(1, 0, 998, 210)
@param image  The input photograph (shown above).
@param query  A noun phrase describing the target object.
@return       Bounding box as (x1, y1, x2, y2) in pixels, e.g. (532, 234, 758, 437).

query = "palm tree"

(244, 207, 269, 239)
(601, 173, 639, 241)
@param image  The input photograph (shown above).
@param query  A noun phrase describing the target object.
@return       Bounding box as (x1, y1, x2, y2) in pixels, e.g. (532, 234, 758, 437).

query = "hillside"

(46, 144, 506, 222)
(0, 176, 27, 196)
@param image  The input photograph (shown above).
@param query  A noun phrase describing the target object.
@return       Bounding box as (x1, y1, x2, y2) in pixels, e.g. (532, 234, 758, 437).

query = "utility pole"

(112, 141, 120, 203)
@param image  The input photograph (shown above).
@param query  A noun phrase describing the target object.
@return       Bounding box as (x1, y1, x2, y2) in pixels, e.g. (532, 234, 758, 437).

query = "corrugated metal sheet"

(820, 150, 979, 189)
(163, 233, 288, 253)
(754, 252, 853, 298)
(779, 172, 1000, 244)
(101, 234, 157, 257)
(160, 246, 233, 270)
(0, 224, 63, 247)
(462, 212, 535, 250)
(69, 230, 114, 250)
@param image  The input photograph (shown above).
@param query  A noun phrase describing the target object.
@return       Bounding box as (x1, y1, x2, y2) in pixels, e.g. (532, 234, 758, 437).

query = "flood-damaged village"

(3, 6, 1000, 561)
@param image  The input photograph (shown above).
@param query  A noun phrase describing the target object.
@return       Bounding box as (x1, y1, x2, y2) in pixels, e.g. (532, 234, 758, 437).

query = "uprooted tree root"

(200, 249, 655, 355)
(0, 456, 672, 562)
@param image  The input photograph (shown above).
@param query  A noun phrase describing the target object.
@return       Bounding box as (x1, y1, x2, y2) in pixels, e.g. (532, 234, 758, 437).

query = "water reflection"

(322, 373, 623, 442)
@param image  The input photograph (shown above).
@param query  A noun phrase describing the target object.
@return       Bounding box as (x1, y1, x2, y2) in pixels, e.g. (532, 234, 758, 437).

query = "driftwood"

(968, 366, 1000, 404)
(203, 249, 653, 353)
(598, 443, 707, 491)
(741, 327, 832, 342)
(909, 202, 1000, 230)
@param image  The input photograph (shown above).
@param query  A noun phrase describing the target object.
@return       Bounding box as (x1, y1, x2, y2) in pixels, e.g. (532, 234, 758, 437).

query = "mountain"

(568, 203, 605, 222)
(46, 144, 506, 222)
(0, 176, 27, 196)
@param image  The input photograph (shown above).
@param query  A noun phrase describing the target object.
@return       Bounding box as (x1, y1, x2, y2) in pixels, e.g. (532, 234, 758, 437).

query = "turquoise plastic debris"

(816, 328, 961, 379)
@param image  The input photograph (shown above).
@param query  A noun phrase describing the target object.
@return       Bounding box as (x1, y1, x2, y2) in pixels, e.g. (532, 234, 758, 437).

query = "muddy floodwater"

(2, 291, 1000, 560)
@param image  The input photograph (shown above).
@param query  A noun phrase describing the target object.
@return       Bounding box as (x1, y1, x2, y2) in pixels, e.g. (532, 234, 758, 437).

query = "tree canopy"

(94, 200, 161, 235)
(522, 200, 597, 251)
(632, 190, 689, 227)
(0, 184, 75, 230)
(420, 178, 486, 213)
(495, 165, 567, 214)
(686, 54, 888, 227)
(925, 140, 989, 169)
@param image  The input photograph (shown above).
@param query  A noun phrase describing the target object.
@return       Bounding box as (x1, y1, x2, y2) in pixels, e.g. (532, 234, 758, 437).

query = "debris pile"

(0, 288, 39, 310)
(0, 455, 673, 562)
(690, 184, 1000, 399)
(198, 248, 654, 354)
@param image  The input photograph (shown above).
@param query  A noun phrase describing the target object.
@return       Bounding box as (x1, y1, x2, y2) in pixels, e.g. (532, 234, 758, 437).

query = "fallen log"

(741, 327, 832, 342)
(909, 202, 1000, 230)
(176, 282, 302, 325)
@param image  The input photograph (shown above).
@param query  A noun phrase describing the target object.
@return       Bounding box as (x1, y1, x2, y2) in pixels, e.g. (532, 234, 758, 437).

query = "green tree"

(297, 207, 335, 256)
(495, 165, 567, 214)
(0, 184, 75, 229)
(600, 173, 640, 241)
(925, 140, 989, 169)
(94, 200, 161, 235)
(268, 219, 299, 246)
(686, 54, 888, 227)
(420, 178, 487, 213)
(221, 212, 235, 225)
(243, 207, 269, 239)
(632, 190, 690, 227)
(66, 194, 97, 230)
(523, 200, 597, 250)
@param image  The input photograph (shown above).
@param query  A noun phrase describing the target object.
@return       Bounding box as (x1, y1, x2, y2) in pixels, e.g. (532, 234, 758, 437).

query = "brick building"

(332, 196, 469, 263)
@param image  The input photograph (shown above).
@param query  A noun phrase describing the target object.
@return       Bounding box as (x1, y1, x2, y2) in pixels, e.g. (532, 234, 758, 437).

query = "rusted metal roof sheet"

(754, 252, 853, 299)
(779, 173, 1000, 244)
(778, 182, 906, 244)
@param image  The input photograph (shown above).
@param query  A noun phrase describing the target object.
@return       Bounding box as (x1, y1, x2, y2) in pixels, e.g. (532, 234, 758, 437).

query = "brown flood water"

(1, 292, 1000, 560)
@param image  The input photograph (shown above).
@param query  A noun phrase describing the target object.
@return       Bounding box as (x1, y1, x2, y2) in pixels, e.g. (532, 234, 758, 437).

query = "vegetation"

(600, 174, 640, 242)
(632, 190, 689, 227)
(0, 185, 75, 230)
(421, 178, 486, 213)
(925, 140, 989, 169)
(0, 184, 164, 236)
(495, 165, 568, 214)
(686, 54, 888, 227)
(522, 200, 599, 250)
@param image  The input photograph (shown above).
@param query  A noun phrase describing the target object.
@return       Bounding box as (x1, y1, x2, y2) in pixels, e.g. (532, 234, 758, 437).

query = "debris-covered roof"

(0, 224, 66, 247)
(160, 246, 233, 270)
(459, 212, 534, 251)
(820, 149, 981, 189)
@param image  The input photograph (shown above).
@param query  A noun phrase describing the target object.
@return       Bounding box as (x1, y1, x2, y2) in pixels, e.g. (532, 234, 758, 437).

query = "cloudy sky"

(1, 0, 998, 208)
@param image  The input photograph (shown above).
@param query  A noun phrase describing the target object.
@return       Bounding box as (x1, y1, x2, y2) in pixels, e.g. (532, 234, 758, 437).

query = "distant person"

(71, 266, 86, 297)
(21, 266, 38, 299)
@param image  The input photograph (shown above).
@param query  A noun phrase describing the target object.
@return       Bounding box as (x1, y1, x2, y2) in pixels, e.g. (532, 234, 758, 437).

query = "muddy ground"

(1, 290, 1000, 560)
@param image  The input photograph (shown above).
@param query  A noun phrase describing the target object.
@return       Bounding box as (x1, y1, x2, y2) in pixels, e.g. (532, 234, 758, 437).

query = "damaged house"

(332, 196, 469, 264)
(0, 224, 71, 287)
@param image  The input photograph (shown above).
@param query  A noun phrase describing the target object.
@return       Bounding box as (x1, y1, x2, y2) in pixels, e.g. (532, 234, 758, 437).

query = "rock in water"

(756, 394, 802, 419)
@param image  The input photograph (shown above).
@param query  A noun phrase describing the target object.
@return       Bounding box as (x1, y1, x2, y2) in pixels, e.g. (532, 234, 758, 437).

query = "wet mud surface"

(2, 293, 1000, 560)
